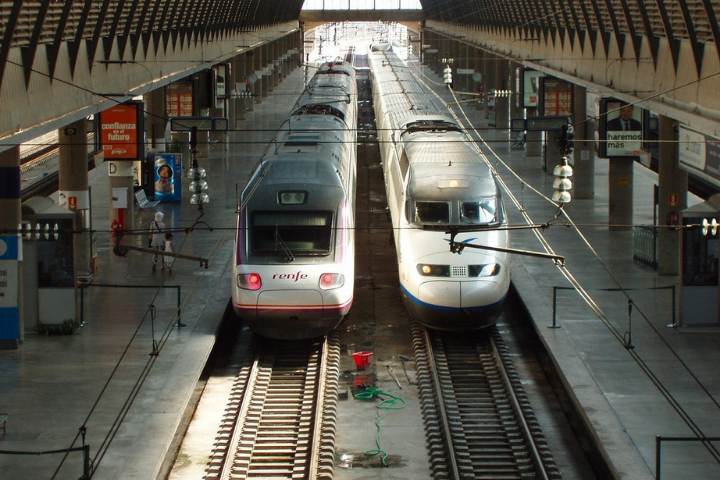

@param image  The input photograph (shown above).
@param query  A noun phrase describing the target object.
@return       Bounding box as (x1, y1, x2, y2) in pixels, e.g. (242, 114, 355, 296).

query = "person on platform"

(149, 211, 166, 272)
(607, 104, 642, 131)
(163, 232, 174, 273)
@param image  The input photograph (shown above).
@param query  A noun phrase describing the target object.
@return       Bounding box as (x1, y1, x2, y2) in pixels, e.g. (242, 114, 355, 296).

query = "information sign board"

(99, 102, 144, 161)
(540, 77, 573, 117)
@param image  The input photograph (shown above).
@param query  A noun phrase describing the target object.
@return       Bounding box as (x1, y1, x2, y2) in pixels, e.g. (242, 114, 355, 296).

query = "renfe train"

(233, 60, 357, 339)
(369, 49, 510, 330)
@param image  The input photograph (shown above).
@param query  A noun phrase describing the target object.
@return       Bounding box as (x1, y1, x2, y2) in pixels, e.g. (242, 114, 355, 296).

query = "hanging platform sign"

(678, 126, 720, 189)
(99, 101, 144, 161)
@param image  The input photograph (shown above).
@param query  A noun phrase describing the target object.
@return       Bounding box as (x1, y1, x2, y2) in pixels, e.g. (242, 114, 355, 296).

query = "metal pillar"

(526, 108, 542, 157)
(494, 59, 510, 133)
(657, 115, 687, 274)
(573, 85, 595, 199)
(261, 43, 271, 99)
(0, 146, 22, 347)
(143, 88, 166, 152)
(608, 158, 634, 229)
(253, 47, 264, 103)
(193, 71, 212, 158)
(58, 120, 92, 282)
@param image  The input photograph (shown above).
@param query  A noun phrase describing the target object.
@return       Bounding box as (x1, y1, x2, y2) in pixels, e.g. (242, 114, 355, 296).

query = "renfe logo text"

(273, 272, 308, 282)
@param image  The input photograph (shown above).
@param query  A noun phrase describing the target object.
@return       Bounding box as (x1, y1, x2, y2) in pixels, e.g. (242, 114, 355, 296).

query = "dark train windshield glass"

(251, 211, 333, 256)
(461, 198, 497, 225)
(415, 202, 450, 224)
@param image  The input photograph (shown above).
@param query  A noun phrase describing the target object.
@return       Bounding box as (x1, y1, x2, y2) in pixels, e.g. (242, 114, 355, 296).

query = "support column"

(232, 54, 247, 125)
(472, 48, 483, 111)
(245, 53, 255, 112)
(494, 59, 510, 135)
(526, 108, 542, 157)
(253, 47, 263, 103)
(572, 85, 595, 199)
(0, 146, 22, 347)
(192, 71, 212, 158)
(144, 88, 166, 152)
(608, 159, 634, 229)
(658, 115, 687, 274)
(58, 120, 92, 282)
(261, 43, 271, 98)
(509, 64, 523, 121)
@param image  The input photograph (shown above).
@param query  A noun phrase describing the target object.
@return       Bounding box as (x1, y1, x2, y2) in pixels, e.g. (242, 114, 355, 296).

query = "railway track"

(205, 334, 341, 480)
(413, 324, 561, 480)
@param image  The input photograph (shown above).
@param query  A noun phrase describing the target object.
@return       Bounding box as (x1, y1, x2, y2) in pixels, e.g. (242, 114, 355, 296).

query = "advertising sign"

(522, 69, 544, 108)
(0, 236, 20, 342)
(166, 81, 194, 117)
(99, 102, 143, 161)
(600, 99, 643, 157)
(153, 153, 182, 202)
(540, 77, 573, 117)
(214, 64, 228, 106)
(679, 126, 720, 188)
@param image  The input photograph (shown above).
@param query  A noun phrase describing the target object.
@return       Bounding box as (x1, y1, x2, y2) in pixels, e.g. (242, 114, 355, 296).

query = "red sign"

(669, 192, 678, 208)
(100, 104, 139, 160)
(541, 78, 573, 117)
(166, 82, 193, 117)
(68, 196, 77, 210)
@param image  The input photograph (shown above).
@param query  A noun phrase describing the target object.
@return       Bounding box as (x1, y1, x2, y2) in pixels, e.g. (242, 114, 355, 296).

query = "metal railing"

(551, 285, 676, 348)
(655, 435, 720, 480)
(633, 226, 658, 269)
(0, 444, 91, 480)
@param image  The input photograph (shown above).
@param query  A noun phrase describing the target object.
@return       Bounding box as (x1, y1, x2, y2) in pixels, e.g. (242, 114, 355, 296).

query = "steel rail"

(490, 336, 551, 480)
(423, 328, 462, 480)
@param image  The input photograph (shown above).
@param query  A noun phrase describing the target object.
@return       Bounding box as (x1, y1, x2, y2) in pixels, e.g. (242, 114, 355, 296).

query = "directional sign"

(511, 117, 568, 132)
(170, 117, 229, 132)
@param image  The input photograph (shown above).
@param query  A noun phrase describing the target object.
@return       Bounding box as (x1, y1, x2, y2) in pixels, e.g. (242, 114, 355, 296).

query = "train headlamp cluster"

(416, 264, 501, 277)
(552, 156, 574, 205)
(188, 167, 210, 205)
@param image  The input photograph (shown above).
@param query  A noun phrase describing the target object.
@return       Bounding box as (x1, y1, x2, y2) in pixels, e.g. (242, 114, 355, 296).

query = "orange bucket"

(352, 351, 373, 370)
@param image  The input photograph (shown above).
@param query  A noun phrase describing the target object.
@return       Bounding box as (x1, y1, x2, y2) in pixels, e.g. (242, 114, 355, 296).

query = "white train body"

(233, 61, 357, 339)
(369, 51, 510, 329)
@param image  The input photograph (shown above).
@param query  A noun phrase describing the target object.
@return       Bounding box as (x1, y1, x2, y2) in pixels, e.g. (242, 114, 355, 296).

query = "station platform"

(415, 62, 720, 479)
(0, 67, 309, 479)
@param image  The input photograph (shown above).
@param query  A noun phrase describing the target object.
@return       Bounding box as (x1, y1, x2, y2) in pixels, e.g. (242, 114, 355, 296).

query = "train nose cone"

(418, 281, 460, 307)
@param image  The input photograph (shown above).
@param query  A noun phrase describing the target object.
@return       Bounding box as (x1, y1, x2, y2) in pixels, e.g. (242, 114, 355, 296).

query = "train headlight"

(469, 264, 501, 277)
(237, 273, 262, 290)
(416, 264, 450, 277)
(319, 273, 344, 290)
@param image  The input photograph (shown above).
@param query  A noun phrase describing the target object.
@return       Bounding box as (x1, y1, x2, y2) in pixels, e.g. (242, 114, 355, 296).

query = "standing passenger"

(149, 211, 165, 272)
(163, 232, 174, 273)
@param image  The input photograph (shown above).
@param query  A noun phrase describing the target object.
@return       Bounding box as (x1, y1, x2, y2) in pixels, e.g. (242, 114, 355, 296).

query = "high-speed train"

(233, 60, 357, 339)
(369, 50, 510, 330)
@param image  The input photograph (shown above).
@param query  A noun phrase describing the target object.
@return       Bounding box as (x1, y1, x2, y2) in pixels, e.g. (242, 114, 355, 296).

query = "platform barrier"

(551, 285, 676, 348)
(0, 444, 90, 479)
(655, 435, 720, 480)
(633, 226, 658, 269)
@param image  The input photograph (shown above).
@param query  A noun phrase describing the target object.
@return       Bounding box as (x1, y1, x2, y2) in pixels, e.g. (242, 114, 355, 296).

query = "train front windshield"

(412, 197, 501, 227)
(251, 211, 334, 258)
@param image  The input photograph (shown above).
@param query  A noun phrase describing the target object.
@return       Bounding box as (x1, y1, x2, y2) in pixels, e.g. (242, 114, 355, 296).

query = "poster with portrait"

(522, 69, 544, 108)
(153, 153, 182, 202)
(600, 99, 644, 157)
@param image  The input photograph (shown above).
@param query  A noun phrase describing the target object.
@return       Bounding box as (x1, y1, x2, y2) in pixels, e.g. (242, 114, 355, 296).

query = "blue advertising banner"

(0, 235, 20, 344)
(154, 153, 182, 202)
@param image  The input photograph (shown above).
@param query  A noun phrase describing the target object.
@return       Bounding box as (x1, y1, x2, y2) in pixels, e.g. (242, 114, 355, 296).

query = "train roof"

(317, 60, 355, 77)
(408, 162, 497, 201)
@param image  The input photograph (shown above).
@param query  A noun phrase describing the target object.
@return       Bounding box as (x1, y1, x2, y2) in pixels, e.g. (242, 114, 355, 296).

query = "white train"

(233, 60, 357, 339)
(369, 50, 510, 330)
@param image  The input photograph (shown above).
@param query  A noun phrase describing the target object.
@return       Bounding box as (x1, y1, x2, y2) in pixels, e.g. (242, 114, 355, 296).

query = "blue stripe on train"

(400, 284, 506, 314)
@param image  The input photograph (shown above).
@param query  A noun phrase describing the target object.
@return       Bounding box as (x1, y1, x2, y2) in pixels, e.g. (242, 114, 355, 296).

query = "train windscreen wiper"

(274, 227, 295, 263)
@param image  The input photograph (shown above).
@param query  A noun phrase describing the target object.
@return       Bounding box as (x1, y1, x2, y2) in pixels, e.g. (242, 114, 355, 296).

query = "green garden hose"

(352, 386, 407, 466)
